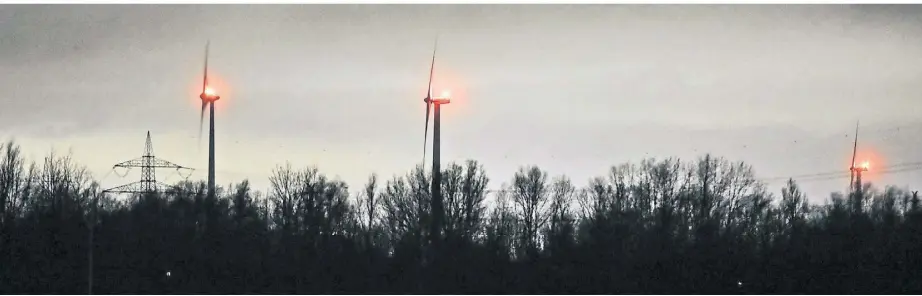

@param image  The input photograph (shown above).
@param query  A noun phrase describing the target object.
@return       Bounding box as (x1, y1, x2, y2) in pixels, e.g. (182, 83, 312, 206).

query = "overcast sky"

(1, 4, 921, 203)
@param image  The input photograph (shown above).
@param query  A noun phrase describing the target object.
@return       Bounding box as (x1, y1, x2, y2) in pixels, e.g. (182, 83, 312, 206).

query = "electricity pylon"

(103, 131, 193, 195)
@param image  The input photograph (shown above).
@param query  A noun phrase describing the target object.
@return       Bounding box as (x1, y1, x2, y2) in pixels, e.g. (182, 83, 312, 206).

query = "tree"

(4, 143, 922, 294)
(543, 175, 576, 257)
(508, 165, 550, 260)
(440, 160, 489, 244)
(355, 173, 382, 248)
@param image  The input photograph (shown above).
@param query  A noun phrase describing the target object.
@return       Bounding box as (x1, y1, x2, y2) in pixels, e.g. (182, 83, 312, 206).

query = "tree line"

(1, 139, 921, 294)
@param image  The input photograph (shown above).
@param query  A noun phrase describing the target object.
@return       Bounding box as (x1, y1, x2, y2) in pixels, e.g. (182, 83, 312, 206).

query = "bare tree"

(269, 163, 299, 237)
(26, 150, 95, 221)
(543, 175, 576, 256)
(484, 189, 517, 260)
(644, 158, 685, 230)
(380, 166, 431, 254)
(355, 173, 381, 247)
(0, 141, 28, 227)
(0, 140, 31, 274)
(231, 180, 256, 223)
(869, 186, 905, 228)
(509, 165, 550, 259)
(440, 160, 489, 243)
(577, 176, 612, 222)
(608, 163, 637, 215)
(780, 178, 809, 235)
(688, 154, 765, 240)
(267, 164, 353, 247)
(441, 163, 463, 240)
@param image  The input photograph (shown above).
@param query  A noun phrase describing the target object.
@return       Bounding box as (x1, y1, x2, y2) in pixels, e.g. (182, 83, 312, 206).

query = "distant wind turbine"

(197, 41, 222, 198)
(420, 37, 451, 252)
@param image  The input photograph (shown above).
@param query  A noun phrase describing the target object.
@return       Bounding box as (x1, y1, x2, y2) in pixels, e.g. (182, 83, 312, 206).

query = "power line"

(762, 170, 844, 182)
(766, 163, 922, 184)
(477, 161, 922, 194)
(722, 121, 922, 165)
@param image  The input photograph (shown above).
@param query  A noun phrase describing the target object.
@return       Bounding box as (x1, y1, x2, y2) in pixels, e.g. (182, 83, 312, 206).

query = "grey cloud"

(2, 4, 921, 201)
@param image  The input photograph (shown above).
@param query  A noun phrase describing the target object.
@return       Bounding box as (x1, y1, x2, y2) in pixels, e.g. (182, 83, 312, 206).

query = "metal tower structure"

(103, 131, 193, 195)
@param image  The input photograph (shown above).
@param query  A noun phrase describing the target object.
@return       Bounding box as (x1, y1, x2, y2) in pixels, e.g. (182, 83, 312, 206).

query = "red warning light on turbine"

(204, 87, 217, 96)
(861, 161, 870, 171)
(439, 90, 451, 99)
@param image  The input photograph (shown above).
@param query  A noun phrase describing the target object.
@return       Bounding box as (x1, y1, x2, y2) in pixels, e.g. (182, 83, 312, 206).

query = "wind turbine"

(421, 38, 450, 250)
(198, 41, 221, 198)
(849, 121, 868, 197)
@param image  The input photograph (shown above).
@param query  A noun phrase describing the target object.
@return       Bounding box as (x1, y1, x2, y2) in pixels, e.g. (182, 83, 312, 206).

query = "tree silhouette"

(2, 139, 922, 294)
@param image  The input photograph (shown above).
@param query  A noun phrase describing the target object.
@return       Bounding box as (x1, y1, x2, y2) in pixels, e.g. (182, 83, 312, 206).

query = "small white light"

(166, 271, 171, 277)
(737, 281, 743, 287)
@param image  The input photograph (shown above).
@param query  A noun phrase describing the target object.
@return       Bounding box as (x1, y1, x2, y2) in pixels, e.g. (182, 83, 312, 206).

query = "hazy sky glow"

(1, 4, 921, 202)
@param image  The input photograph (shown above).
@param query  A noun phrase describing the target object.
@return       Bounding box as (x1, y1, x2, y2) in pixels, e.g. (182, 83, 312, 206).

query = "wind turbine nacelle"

(433, 90, 451, 104)
(200, 93, 221, 102)
(425, 90, 451, 105)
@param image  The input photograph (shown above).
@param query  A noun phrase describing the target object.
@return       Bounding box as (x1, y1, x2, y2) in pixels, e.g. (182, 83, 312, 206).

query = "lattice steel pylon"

(103, 131, 194, 195)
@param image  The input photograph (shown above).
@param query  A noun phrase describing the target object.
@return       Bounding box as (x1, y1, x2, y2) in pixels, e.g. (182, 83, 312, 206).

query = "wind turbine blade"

(423, 101, 431, 166)
(849, 120, 859, 190)
(422, 36, 438, 168)
(851, 121, 859, 167)
(203, 41, 210, 93)
(198, 40, 210, 154)
(198, 101, 207, 150)
(427, 37, 438, 99)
